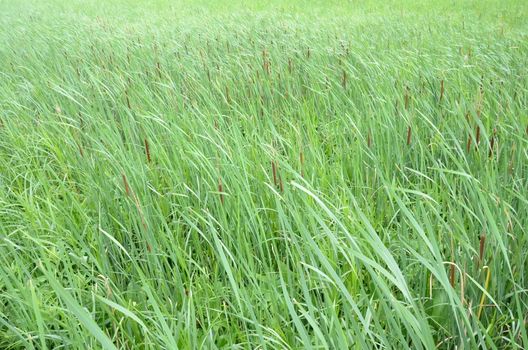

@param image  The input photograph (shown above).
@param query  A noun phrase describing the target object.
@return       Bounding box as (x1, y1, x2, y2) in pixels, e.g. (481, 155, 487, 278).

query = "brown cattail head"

(342, 70, 347, 89)
(262, 49, 270, 75)
(122, 173, 131, 196)
(440, 79, 444, 103)
(475, 125, 481, 149)
(367, 130, 372, 148)
(125, 90, 131, 110)
(279, 175, 284, 193)
(156, 61, 162, 79)
(144, 138, 151, 163)
(466, 133, 472, 153)
(479, 233, 486, 266)
(406, 125, 412, 146)
(488, 128, 496, 158)
(218, 178, 224, 205)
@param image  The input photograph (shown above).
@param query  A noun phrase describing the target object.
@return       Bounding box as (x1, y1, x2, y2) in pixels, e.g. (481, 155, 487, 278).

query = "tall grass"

(0, 0, 527, 348)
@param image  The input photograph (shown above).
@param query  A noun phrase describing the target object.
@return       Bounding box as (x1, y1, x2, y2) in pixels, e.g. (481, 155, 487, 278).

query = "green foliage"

(0, 0, 527, 348)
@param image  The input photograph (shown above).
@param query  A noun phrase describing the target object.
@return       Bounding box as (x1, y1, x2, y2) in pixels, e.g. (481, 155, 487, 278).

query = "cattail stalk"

(477, 267, 491, 320)
(407, 126, 412, 146)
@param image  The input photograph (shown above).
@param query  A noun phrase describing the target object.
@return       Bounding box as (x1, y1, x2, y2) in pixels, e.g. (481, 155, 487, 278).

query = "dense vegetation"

(1, 0, 527, 348)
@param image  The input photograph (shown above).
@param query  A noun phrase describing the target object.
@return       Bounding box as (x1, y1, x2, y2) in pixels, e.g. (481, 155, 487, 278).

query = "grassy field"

(1, 0, 527, 348)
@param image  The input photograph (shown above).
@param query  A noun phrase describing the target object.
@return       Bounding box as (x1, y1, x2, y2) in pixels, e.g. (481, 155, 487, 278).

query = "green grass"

(1, 0, 527, 348)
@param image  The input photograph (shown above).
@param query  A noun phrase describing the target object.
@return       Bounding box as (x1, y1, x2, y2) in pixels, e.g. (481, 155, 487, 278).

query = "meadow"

(0, 0, 527, 348)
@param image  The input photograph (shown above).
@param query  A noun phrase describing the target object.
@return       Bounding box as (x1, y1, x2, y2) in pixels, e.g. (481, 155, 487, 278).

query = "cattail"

(262, 50, 270, 75)
(367, 130, 372, 148)
(406, 126, 412, 146)
(225, 85, 231, 104)
(475, 125, 481, 149)
(479, 233, 486, 266)
(439, 79, 444, 103)
(488, 128, 496, 157)
(144, 138, 151, 163)
(272, 161, 277, 186)
(218, 178, 224, 205)
(125, 90, 131, 109)
(466, 133, 472, 153)
(122, 173, 131, 196)
(341, 70, 347, 89)
(279, 175, 284, 193)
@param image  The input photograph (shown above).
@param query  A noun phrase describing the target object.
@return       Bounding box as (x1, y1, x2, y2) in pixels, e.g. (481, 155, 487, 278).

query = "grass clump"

(0, 0, 527, 348)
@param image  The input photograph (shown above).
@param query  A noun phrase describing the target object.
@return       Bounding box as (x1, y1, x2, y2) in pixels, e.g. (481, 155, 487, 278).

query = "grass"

(0, 0, 527, 348)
